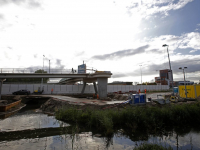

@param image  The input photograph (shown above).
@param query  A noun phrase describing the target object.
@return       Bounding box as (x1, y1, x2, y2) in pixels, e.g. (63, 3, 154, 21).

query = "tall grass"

(55, 102, 200, 135)
(133, 143, 172, 150)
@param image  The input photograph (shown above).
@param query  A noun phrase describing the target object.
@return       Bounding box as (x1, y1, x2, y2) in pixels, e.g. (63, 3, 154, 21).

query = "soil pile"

(107, 93, 129, 100)
(0, 96, 21, 106)
(40, 98, 129, 114)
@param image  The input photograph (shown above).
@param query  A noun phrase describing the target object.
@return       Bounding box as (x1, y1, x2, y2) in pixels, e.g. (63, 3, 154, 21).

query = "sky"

(0, 0, 200, 84)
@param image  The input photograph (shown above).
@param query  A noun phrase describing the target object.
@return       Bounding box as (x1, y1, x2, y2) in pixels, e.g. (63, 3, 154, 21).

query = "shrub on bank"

(133, 143, 172, 150)
(55, 102, 200, 135)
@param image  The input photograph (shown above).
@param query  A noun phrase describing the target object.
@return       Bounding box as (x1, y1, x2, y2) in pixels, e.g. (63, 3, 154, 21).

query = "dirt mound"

(107, 93, 129, 100)
(40, 98, 129, 114)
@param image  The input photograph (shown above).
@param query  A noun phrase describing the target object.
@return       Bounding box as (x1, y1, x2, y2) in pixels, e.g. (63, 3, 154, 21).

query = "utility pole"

(49, 60, 50, 73)
(139, 65, 142, 84)
(179, 67, 187, 98)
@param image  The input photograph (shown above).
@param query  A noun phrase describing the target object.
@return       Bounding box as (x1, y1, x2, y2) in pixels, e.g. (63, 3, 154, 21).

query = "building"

(174, 81, 194, 86)
(155, 69, 173, 86)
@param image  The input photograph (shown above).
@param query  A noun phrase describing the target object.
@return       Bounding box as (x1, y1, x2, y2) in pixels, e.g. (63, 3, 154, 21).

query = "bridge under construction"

(0, 69, 112, 100)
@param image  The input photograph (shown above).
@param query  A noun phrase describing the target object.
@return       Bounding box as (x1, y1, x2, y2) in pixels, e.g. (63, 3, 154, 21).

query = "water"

(0, 104, 200, 150)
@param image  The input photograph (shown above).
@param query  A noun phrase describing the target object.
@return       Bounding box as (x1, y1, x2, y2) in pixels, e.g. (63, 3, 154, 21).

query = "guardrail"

(0, 68, 78, 74)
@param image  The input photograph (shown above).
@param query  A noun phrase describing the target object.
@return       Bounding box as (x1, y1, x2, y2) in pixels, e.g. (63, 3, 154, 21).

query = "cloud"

(34, 54, 38, 58)
(126, 0, 194, 18)
(75, 51, 85, 57)
(179, 32, 200, 50)
(147, 57, 200, 74)
(0, 0, 41, 8)
(55, 59, 65, 69)
(0, 14, 4, 20)
(111, 57, 200, 81)
(92, 45, 150, 60)
(189, 50, 197, 53)
(7, 46, 12, 49)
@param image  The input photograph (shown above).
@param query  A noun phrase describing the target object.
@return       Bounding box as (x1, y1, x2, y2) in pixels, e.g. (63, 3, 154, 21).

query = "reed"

(133, 143, 172, 150)
(55, 102, 200, 135)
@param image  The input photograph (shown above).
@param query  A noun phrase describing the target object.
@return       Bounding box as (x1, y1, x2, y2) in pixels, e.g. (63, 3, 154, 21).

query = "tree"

(5, 69, 49, 83)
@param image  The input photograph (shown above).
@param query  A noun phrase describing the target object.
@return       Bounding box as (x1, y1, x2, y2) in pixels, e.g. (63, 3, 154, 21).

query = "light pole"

(139, 65, 142, 84)
(162, 44, 174, 95)
(41, 55, 45, 87)
(179, 67, 187, 98)
(49, 60, 50, 73)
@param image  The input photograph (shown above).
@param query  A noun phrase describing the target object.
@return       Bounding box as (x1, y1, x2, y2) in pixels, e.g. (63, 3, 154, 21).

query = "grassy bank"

(55, 102, 200, 135)
(133, 144, 172, 150)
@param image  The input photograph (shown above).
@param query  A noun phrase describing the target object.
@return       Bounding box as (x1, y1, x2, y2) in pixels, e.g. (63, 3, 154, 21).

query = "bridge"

(0, 68, 112, 100)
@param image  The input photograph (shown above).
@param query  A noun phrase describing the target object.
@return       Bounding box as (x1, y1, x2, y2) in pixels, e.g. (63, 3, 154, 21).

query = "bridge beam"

(97, 78, 108, 99)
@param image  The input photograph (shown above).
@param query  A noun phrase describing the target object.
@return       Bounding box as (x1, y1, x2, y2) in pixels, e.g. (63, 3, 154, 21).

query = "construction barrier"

(178, 85, 200, 99)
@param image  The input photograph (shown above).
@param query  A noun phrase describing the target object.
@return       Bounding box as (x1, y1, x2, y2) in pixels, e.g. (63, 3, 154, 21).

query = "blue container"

(173, 87, 178, 93)
(139, 94, 146, 103)
(132, 94, 140, 104)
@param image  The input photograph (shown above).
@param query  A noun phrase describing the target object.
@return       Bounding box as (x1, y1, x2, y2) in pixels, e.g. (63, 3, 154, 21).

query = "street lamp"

(139, 65, 142, 84)
(162, 44, 174, 95)
(179, 67, 187, 98)
(49, 60, 50, 73)
(41, 55, 45, 86)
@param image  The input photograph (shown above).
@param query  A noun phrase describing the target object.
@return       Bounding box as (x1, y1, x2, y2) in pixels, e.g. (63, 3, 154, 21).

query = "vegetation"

(5, 69, 49, 83)
(133, 143, 172, 150)
(55, 102, 200, 135)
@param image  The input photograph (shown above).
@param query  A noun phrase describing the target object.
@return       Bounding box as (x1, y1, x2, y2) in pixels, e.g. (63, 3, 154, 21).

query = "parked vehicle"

(12, 90, 30, 95)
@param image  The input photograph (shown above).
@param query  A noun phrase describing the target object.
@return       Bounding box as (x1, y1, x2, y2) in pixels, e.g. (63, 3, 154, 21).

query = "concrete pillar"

(0, 81, 2, 100)
(93, 82, 98, 94)
(81, 82, 86, 94)
(97, 78, 108, 99)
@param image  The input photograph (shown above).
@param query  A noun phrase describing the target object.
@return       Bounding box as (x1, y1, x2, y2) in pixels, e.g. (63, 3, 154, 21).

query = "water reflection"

(0, 127, 200, 150)
(0, 106, 200, 149)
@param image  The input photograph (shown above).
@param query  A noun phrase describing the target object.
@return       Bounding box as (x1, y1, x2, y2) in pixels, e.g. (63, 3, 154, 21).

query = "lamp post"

(139, 65, 142, 84)
(179, 67, 187, 98)
(41, 55, 45, 86)
(162, 44, 174, 95)
(49, 60, 50, 73)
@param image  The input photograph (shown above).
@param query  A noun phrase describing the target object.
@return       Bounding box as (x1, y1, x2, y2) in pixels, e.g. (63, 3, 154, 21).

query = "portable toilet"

(131, 94, 140, 104)
(139, 93, 146, 103)
(173, 87, 178, 94)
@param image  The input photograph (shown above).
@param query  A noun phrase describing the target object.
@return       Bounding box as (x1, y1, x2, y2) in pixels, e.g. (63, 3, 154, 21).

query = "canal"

(0, 101, 200, 149)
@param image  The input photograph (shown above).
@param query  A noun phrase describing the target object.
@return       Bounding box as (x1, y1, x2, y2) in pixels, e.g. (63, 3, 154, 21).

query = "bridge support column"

(81, 82, 86, 94)
(93, 82, 98, 95)
(0, 80, 2, 100)
(97, 78, 108, 99)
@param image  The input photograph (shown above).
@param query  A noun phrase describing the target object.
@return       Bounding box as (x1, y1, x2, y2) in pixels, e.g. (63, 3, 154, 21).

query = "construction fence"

(1, 84, 169, 95)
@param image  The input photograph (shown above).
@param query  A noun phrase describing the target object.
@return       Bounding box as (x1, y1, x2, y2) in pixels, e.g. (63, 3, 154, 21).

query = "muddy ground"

(40, 93, 200, 114)
(0, 96, 21, 106)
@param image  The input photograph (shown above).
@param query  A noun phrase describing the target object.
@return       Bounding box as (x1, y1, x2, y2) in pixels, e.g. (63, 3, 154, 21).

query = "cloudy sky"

(0, 0, 200, 83)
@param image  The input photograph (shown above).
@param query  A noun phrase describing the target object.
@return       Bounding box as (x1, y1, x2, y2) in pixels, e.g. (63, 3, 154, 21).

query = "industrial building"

(155, 69, 173, 86)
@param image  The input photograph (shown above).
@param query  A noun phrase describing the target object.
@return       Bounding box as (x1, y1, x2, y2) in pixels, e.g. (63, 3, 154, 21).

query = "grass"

(133, 143, 172, 150)
(55, 102, 200, 135)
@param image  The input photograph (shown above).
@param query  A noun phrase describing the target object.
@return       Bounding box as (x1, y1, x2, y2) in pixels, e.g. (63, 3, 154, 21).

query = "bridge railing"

(0, 68, 78, 74)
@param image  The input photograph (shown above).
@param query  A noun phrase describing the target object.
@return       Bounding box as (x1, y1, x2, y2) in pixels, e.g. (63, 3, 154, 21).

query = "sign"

(78, 64, 86, 74)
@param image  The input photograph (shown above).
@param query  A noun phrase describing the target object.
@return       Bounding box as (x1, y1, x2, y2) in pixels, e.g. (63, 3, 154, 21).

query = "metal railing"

(0, 68, 78, 74)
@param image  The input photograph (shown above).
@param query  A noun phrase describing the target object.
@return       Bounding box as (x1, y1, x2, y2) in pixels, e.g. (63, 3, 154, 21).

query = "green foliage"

(133, 143, 172, 150)
(55, 102, 200, 135)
